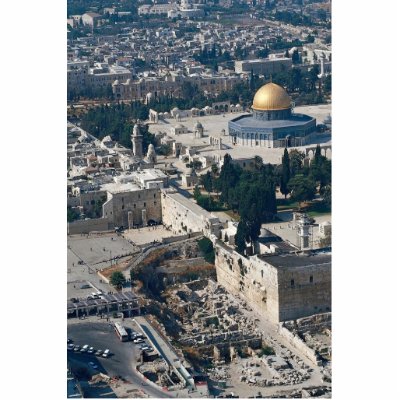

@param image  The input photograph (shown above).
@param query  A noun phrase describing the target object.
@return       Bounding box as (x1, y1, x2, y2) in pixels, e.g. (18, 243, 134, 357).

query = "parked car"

(102, 349, 110, 358)
(73, 345, 81, 352)
(87, 347, 95, 354)
(95, 349, 103, 356)
(68, 344, 74, 351)
(80, 344, 89, 353)
(88, 362, 98, 369)
(67, 338, 73, 344)
(133, 338, 144, 344)
(80, 284, 91, 289)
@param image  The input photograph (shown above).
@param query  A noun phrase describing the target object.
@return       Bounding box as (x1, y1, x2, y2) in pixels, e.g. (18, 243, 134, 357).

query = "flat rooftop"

(101, 182, 142, 193)
(134, 169, 167, 180)
(258, 251, 331, 269)
(67, 291, 138, 311)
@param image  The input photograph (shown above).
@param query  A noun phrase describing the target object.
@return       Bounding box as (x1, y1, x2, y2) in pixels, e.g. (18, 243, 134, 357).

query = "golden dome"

(252, 82, 292, 111)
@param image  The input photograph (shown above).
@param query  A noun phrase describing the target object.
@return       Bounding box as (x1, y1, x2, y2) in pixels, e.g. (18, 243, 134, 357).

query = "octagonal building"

(228, 82, 316, 148)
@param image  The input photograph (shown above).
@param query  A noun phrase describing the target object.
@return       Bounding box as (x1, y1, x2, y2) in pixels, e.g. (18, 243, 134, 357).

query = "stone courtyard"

(148, 104, 331, 167)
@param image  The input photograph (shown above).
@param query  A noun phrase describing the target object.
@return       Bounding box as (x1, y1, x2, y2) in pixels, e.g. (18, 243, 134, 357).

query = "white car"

(102, 349, 110, 358)
(87, 347, 95, 354)
(133, 338, 144, 344)
(80, 344, 89, 353)
(88, 362, 98, 369)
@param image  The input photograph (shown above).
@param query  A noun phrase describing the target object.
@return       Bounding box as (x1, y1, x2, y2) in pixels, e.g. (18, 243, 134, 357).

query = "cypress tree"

(280, 148, 290, 198)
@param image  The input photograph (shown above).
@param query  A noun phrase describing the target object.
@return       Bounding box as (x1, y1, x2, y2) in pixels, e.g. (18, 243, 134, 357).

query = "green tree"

(254, 155, 263, 170)
(200, 171, 213, 193)
(280, 148, 291, 198)
(181, 81, 198, 99)
(211, 163, 219, 176)
(198, 237, 215, 264)
(292, 49, 301, 64)
(67, 207, 80, 222)
(321, 184, 331, 208)
(289, 149, 305, 177)
(110, 271, 126, 289)
(193, 160, 203, 170)
(235, 220, 248, 255)
(288, 175, 317, 203)
(309, 147, 331, 190)
(193, 185, 201, 200)
(129, 268, 137, 281)
(324, 74, 332, 93)
(158, 144, 171, 156)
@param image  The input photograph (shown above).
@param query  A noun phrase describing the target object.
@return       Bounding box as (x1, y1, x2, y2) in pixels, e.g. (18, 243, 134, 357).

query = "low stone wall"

(134, 365, 166, 391)
(161, 232, 202, 244)
(68, 217, 110, 234)
(277, 324, 319, 366)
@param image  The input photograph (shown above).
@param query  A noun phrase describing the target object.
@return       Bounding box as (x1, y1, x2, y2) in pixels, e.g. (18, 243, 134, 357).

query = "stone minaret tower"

(132, 123, 143, 158)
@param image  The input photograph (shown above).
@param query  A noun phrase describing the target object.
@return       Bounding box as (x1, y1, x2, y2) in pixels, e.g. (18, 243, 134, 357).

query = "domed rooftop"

(252, 82, 292, 111)
(194, 121, 203, 128)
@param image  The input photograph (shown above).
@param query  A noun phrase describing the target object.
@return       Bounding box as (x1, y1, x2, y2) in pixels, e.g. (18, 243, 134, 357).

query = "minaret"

(132, 123, 143, 158)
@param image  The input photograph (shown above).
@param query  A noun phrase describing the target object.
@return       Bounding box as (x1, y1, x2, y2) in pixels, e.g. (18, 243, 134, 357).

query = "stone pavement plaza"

(122, 225, 175, 246)
(67, 233, 140, 293)
(148, 104, 331, 165)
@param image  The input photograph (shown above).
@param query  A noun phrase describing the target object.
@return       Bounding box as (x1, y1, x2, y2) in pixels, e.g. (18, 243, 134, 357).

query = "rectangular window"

(144, 202, 146, 207)
(154, 201, 157, 205)
(133, 204, 136, 208)
(291, 279, 294, 287)
(310, 276, 313, 283)
(122, 205, 124, 210)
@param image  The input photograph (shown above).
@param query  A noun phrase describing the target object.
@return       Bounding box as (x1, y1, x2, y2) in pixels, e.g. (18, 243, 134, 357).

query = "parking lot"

(67, 318, 170, 398)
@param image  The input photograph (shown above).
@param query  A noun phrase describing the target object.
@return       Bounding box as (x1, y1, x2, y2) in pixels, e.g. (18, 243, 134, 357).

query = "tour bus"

(114, 322, 129, 342)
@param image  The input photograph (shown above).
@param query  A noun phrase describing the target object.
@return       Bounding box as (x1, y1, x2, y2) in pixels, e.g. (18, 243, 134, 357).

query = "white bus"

(114, 322, 128, 342)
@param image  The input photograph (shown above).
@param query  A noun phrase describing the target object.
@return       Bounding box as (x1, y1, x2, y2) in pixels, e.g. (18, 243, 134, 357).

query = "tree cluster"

(194, 44, 232, 70)
(80, 102, 156, 152)
(280, 145, 331, 204)
(195, 155, 277, 255)
(67, 207, 80, 223)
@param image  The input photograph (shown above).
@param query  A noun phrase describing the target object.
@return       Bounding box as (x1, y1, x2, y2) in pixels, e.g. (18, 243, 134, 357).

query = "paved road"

(67, 320, 171, 398)
(135, 316, 181, 370)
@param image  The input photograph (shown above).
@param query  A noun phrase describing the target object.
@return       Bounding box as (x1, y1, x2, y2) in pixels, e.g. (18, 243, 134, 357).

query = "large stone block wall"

(103, 188, 162, 227)
(215, 241, 331, 323)
(161, 190, 220, 236)
(68, 217, 110, 234)
(214, 242, 280, 323)
(277, 264, 331, 321)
